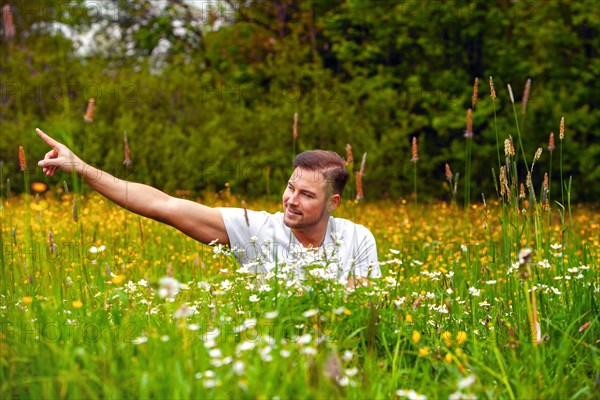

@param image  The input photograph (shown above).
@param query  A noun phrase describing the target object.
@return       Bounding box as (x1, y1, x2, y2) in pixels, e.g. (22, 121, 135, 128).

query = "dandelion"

(489, 76, 496, 99)
(472, 77, 479, 109)
(464, 109, 473, 138)
(418, 347, 429, 357)
(521, 78, 531, 113)
(84, 98, 95, 122)
(444, 352, 453, 363)
(412, 331, 421, 344)
(441, 331, 453, 346)
(111, 274, 125, 285)
(72, 300, 83, 309)
(22, 296, 33, 305)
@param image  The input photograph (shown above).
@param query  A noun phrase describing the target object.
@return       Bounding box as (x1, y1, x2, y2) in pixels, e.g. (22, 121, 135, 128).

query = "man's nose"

(288, 191, 299, 205)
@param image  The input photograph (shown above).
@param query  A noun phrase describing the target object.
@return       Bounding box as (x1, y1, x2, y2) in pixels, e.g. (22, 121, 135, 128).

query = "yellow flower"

(22, 296, 33, 305)
(111, 274, 126, 285)
(444, 352, 453, 363)
(418, 346, 429, 356)
(456, 331, 467, 344)
(72, 300, 83, 309)
(406, 314, 413, 323)
(441, 331, 453, 346)
(412, 331, 421, 344)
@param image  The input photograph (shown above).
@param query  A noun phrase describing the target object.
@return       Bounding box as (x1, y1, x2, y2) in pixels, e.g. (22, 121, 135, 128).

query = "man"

(36, 128, 381, 286)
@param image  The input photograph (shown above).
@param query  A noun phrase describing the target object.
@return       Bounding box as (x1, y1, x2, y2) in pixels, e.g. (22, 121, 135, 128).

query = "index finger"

(36, 128, 60, 148)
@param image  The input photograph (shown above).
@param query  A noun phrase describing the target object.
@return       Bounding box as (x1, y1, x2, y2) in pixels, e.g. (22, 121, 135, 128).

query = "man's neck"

(292, 221, 329, 248)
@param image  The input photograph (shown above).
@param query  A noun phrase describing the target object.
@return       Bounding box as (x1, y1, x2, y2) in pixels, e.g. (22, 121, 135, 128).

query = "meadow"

(1, 79, 599, 400)
(1, 174, 598, 399)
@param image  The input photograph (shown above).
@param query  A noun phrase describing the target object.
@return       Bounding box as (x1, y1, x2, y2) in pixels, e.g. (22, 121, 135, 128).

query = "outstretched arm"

(36, 128, 229, 245)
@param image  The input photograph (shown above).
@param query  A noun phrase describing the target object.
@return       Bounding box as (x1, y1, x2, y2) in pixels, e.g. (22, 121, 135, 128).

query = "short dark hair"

(293, 150, 349, 195)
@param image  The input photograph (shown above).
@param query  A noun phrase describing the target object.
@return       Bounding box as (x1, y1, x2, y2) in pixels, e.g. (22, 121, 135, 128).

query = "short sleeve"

(348, 225, 381, 278)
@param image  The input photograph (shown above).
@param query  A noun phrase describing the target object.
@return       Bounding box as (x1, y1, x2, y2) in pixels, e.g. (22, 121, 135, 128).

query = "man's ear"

(327, 193, 341, 213)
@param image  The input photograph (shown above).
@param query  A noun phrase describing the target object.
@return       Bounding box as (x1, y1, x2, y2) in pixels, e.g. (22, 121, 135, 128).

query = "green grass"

(0, 191, 598, 399)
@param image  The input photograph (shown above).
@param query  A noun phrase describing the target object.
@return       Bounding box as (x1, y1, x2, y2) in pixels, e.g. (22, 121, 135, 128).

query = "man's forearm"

(77, 162, 170, 221)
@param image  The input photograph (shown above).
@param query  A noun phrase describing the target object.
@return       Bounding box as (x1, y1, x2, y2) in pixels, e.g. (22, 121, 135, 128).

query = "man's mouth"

(286, 206, 302, 216)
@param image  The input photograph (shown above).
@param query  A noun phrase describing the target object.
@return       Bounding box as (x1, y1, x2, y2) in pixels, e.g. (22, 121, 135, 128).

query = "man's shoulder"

(330, 216, 374, 237)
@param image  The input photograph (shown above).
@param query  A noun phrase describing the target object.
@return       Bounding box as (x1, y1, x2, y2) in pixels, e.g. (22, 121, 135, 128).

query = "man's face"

(282, 167, 335, 230)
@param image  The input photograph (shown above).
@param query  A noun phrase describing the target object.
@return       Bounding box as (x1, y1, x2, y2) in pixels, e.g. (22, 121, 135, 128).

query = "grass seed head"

(3, 4, 15, 40)
(507, 84, 515, 104)
(521, 78, 531, 113)
(345, 143, 353, 165)
(548, 132, 555, 152)
(533, 147, 542, 163)
(84, 98, 95, 122)
(559, 116, 565, 140)
(464, 108, 473, 138)
(445, 163, 452, 182)
(489, 76, 496, 99)
(520, 182, 526, 199)
(293, 112, 299, 140)
(411, 137, 419, 162)
(123, 131, 132, 166)
(472, 77, 479, 108)
(355, 171, 364, 201)
(18, 146, 26, 171)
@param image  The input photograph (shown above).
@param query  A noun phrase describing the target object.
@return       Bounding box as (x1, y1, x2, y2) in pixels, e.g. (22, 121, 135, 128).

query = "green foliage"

(1, 0, 598, 201)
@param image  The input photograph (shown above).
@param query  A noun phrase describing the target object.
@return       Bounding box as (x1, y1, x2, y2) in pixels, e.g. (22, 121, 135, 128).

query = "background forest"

(1, 0, 599, 201)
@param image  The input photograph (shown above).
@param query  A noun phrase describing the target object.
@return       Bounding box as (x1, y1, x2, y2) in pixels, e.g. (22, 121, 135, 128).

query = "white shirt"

(218, 208, 381, 281)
